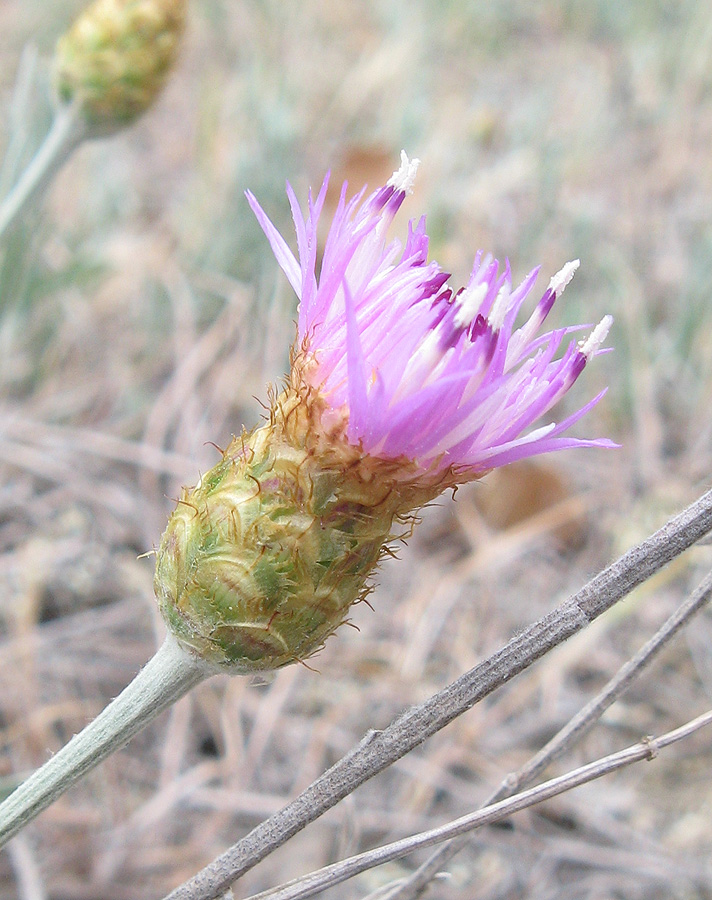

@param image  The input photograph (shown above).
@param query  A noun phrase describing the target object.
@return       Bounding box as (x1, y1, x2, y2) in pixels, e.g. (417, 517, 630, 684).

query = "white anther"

(487, 283, 511, 332)
(387, 150, 420, 195)
(548, 259, 580, 296)
(578, 315, 613, 359)
(453, 281, 488, 329)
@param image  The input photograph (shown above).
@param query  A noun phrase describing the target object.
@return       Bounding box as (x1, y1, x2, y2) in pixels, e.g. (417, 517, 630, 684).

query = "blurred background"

(1, 1, 712, 898)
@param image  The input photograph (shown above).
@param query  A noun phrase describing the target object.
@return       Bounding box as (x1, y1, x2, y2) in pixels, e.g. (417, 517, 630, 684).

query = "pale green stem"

(0, 636, 214, 848)
(0, 102, 88, 243)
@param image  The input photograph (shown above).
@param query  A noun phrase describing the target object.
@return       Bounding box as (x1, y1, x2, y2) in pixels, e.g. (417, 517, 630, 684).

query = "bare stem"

(0, 636, 212, 848)
(163, 487, 712, 900)
(0, 103, 87, 243)
(241, 709, 712, 900)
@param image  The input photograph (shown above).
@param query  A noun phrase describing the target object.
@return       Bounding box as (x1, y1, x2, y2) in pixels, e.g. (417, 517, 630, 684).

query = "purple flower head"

(246, 152, 616, 478)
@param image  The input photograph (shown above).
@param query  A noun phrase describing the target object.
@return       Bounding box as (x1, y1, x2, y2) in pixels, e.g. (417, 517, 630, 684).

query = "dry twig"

(378, 563, 712, 900)
(241, 708, 712, 900)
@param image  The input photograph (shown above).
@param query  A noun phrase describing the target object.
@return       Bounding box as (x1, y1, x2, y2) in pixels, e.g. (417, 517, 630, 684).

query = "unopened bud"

(54, 0, 187, 133)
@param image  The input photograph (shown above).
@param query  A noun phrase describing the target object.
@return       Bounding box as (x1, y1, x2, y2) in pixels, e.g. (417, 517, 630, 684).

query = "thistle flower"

(154, 153, 615, 672)
(54, 0, 187, 132)
(0, 159, 617, 845)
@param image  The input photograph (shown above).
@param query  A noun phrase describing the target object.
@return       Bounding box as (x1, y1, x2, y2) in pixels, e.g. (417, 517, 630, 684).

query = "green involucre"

(154, 424, 400, 671)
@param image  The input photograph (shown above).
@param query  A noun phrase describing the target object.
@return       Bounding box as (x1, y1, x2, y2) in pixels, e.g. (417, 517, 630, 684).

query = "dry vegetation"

(1, 1, 712, 898)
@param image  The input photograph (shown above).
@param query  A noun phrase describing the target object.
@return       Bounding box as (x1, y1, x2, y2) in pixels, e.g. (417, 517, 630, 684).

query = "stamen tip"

(548, 259, 580, 296)
(487, 283, 511, 332)
(579, 315, 613, 358)
(453, 281, 488, 329)
(388, 150, 420, 196)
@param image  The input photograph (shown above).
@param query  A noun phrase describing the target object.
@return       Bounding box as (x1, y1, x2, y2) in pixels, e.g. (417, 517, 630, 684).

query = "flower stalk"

(0, 636, 212, 849)
(0, 103, 87, 243)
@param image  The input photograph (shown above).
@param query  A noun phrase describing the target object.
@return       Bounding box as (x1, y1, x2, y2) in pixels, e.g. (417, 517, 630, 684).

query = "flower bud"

(54, 0, 187, 133)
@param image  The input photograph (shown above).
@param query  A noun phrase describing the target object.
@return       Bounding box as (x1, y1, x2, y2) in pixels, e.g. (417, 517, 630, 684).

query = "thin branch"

(163, 487, 712, 900)
(242, 709, 712, 900)
(382, 563, 712, 900)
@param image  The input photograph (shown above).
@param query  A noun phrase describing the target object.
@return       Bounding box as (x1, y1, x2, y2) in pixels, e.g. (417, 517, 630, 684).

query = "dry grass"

(1, 1, 712, 898)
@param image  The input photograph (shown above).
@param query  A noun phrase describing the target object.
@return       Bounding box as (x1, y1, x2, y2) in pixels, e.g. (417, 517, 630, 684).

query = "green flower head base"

(154, 154, 616, 672)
